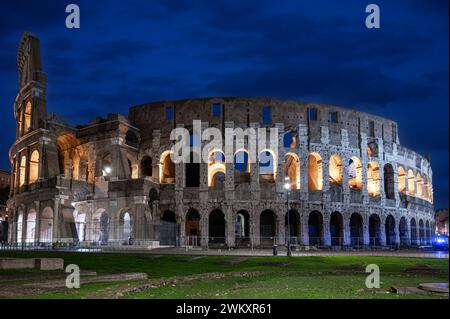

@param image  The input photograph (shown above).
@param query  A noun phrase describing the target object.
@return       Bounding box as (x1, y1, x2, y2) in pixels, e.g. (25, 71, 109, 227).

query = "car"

(432, 234, 449, 251)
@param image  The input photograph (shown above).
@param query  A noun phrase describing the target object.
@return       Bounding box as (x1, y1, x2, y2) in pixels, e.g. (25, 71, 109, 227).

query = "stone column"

(34, 201, 41, 243)
(343, 214, 350, 246)
(200, 209, 209, 248)
(275, 123, 285, 193)
(250, 208, 260, 247)
(298, 124, 308, 201)
(300, 212, 309, 247)
(360, 133, 369, 204)
(362, 215, 370, 246)
(323, 213, 331, 246)
(53, 199, 61, 242)
(250, 123, 260, 200)
(225, 122, 235, 201)
(226, 205, 235, 247)
(277, 211, 286, 246)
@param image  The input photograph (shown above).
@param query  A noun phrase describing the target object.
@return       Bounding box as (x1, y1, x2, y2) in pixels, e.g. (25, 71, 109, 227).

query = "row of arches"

(155, 150, 432, 202)
(14, 207, 54, 243)
(158, 209, 434, 247)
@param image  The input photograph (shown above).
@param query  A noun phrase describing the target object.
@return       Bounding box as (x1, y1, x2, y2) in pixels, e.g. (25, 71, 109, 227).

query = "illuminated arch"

(159, 151, 175, 184)
(24, 101, 32, 133)
(416, 173, 423, 198)
(308, 152, 322, 191)
(398, 166, 406, 193)
(285, 152, 300, 189)
(208, 150, 226, 187)
(423, 176, 429, 200)
(29, 150, 39, 184)
(348, 156, 362, 191)
(367, 161, 380, 197)
(407, 169, 415, 196)
(19, 155, 26, 187)
(329, 154, 343, 186)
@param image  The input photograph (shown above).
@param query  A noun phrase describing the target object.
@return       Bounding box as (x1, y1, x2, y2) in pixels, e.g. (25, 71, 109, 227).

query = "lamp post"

(284, 177, 292, 257)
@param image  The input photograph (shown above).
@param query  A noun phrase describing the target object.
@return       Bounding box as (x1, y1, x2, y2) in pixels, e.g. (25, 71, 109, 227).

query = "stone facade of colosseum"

(6, 32, 435, 249)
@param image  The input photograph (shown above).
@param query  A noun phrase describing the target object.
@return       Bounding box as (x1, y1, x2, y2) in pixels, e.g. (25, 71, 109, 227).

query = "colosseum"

(6, 32, 435, 250)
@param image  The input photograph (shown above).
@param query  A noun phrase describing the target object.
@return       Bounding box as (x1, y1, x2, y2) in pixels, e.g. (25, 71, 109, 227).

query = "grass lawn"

(0, 251, 448, 299)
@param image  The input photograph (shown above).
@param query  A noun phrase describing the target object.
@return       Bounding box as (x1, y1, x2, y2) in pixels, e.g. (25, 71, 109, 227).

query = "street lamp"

(284, 177, 292, 257)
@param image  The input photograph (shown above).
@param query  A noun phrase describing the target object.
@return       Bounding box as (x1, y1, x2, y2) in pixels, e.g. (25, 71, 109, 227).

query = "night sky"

(0, 0, 448, 208)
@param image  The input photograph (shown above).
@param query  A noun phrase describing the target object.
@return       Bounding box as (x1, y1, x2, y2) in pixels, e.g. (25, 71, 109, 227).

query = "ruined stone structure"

(7, 33, 435, 249)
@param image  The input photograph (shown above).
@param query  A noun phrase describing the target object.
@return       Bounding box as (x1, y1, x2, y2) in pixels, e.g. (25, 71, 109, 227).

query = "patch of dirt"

(257, 261, 292, 267)
(404, 264, 441, 275)
(216, 257, 248, 265)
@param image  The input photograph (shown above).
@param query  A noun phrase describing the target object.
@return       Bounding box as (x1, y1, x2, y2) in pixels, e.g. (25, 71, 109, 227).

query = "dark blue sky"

(0, 0, 448, 208)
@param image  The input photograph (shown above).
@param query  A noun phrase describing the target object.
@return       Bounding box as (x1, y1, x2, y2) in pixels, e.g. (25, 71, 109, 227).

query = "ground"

(0, 251, 448, 299)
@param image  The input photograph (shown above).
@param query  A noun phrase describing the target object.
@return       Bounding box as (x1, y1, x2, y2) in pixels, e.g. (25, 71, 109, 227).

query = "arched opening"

(285, 209, 300, 244)
(19, 155, 26, 187)
(24, 101, 32, 133)
(308, 153, 323, 191)
(416, 173, 423, 198)
(29, 150, 39, 184)
(186, 151, 200, 187)
(121, 211, 132, 241)
(208, 150, 225, 188)
(399, 217, 408, 247)
(100, 152, 112, 177)
(425, 220, 431, 245)
(259, 150, 276, 183)
(185, 209, 200, 246)
(308, 210, 323, 246)
(408, 169, 415, 196)
(234, 150, 250, 184)
(329, 154, 343, 186)
(410, 218, 418, 246)
(73, 211, 86, 242)
(159, 210, 179, 246)
(367, 161, 380, 197)
(423, 176, 429, 200)
(209, 209, 226, 245)
(40, 207, 53, 243)
(369, 214, 382, 246)
(285, 153, 300, 189)
(398, 166, 406, 193)
(348, 157, 363, 191)
(160, 151, 175, 184)
(330, 211, 343, 246)
(78, 157, 89, 181)
(26, 210, 36, 243)
(260, 210, 276, 246)
(284, 153, 300, 189)
(385, 215, 396, 246)
(384, 164, 395, 199)
(57, 133, 80, 178)
(16, 211, 24, 243)
(419, 219, 425, 245)
(235, 210, 250, 246)
(349, 213, 363, 247)
(125, 130, 139, 148)
(127, 155, 138, 179)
